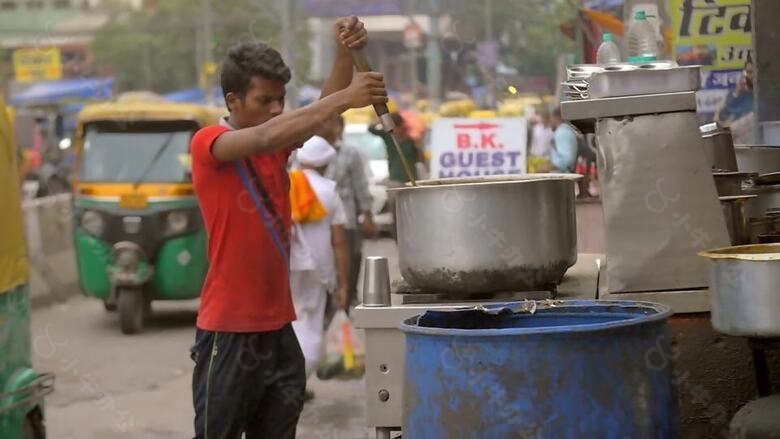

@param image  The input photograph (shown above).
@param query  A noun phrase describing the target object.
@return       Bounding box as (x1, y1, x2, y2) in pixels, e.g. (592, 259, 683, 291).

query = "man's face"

(744, 62, 754, 90)
(550, 115, 562, 128)
(226, 76, 286, 128)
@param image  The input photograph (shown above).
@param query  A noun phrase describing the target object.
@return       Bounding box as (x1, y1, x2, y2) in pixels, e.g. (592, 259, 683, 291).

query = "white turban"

(298, 135, 336, 167)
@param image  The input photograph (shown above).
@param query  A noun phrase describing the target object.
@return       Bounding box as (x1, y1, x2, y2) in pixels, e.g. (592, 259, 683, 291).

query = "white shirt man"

(290, 136, 349, 382)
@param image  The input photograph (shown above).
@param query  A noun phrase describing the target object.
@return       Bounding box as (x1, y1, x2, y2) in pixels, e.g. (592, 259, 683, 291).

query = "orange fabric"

(289, 170, 328, 223)
(581, 9, 673, 48)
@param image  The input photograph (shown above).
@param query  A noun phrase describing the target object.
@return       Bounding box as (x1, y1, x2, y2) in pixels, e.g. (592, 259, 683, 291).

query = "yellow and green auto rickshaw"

(72, 100, 225, 334)
(0, 98, 54, 437)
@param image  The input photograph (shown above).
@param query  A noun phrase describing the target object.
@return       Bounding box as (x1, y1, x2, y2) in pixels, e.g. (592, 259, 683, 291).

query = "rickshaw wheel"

(23, 408, 45, 439)
(118, 287, 144, 335)
(103, 300, 117, 312)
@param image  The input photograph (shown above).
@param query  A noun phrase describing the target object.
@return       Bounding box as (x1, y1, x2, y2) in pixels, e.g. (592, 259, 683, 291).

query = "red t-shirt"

(191, 124, 296, 332)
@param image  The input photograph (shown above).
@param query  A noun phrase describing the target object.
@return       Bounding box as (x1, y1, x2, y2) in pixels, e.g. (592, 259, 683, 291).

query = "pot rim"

(388, 174, 582, 192)
(699, 243, 780, 261)
(399, 300, 672, 337)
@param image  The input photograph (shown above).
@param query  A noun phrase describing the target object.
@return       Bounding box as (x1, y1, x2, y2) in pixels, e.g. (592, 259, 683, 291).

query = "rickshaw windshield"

(79, 120, 198, 183)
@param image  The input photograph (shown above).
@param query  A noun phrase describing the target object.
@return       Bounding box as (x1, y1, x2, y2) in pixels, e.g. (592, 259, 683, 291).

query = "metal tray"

(755, 171, 780, 186)
(589, 66, 700, 99)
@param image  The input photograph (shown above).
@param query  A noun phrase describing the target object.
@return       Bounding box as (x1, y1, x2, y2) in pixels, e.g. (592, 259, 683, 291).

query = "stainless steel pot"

(719, 195, 756, 245)
(391, 175, 579, 294)
(699, 244, 780, 337)
(735, 145, 780, 174)
(712, 171, 756, 196)
(700, 124, 738, 171)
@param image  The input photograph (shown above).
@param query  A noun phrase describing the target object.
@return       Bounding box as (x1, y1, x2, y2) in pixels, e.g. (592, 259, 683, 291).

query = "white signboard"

(430, 118, 527, 178)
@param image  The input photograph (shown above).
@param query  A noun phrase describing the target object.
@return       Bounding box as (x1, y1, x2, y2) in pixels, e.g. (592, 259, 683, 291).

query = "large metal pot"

(391, 175, 579, 294)
(700, 123, 738, 171)
(699, 244, 780, 337)
(735, 145, 780, 174)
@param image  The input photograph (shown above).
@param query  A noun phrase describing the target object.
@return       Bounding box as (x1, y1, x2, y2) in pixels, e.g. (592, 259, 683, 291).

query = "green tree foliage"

(452, 0, 576, 79)
(91, 0, 311, 93)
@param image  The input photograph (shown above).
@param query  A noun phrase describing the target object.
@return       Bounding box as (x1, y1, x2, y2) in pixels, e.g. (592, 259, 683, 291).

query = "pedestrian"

(548, 107, 595, 198)
(530, 112, 554, 159)
(189, 16, 387, 439)
(368, 112, 420, 239)
(289, 136, 350, 401)
(527, 112, 554, 173)
(548, 107, 579, 174)
(714, 57, 756, 144)
(322, 115, 377, 310)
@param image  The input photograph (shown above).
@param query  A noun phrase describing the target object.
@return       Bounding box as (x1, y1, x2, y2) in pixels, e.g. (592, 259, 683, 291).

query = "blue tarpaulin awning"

(304, 0, 403, 17)
(585, 0, 622, 10)
(163, 87, 224, 105)
(9, 77, 115, 107)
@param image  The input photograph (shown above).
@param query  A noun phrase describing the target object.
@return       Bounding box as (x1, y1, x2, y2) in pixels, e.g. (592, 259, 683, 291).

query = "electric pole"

(426, 0, 442, 111)
(277, 0, 295, 110)
(201, 0, 215, 105)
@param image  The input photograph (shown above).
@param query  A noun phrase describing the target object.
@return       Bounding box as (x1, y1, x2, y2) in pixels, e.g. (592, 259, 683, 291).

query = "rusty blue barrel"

(401, 300, 677, 439)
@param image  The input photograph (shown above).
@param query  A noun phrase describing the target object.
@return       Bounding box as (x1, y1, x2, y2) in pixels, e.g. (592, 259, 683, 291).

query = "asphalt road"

(31, 239, 400, 439)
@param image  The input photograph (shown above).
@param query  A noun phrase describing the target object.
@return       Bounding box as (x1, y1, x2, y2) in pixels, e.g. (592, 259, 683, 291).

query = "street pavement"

(32, 239, 400, 439)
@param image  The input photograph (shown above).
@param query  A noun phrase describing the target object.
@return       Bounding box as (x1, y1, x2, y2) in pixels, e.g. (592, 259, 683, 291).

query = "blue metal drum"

(401, 300, 678, 439)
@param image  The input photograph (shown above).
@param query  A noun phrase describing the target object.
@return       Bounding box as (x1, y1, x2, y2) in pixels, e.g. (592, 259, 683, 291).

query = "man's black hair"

(221, 42, 291, 106)
(552, 107, 562, 118)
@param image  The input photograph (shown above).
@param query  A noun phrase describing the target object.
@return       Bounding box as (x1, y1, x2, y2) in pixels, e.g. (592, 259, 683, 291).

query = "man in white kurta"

(290, 136, 349, 382)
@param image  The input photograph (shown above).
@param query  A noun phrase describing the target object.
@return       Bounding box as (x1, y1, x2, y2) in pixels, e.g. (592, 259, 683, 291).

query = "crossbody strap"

(233, 159, 289, 271)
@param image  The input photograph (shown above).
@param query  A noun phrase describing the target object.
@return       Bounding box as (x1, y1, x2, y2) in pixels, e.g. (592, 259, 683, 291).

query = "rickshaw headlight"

(81, 211, 104, 236)
(116, 249, 141, 269)
(166, 211, 189, 235)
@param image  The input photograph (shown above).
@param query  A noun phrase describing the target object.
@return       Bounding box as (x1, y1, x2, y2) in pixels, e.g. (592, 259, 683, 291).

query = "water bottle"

(596, 33, 621, 64)
(627, 10, 659, 61)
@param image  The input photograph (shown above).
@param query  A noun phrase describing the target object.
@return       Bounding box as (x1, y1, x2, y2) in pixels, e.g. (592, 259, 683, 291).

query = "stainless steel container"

(699, 244, 780, 337)
(749, 215, 780, 243)
(761, 121, 780, 144)
(719, 195, 756, 245)
(735, 145, 780, 174)
(588, 65, 699, 99)
(700, 124, 738, 171)
(743, 184, 780, 218)
(712, 171, 756, 196)
(391, 175, 579, 294)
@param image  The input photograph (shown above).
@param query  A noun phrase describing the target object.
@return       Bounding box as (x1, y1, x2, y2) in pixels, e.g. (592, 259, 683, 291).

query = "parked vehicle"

(72, 101, 225, 334)
(343, 123, 394, 234)
(0, 95, 54, 438)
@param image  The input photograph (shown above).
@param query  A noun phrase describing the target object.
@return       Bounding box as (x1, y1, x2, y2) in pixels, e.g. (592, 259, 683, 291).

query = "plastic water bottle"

(627, 10, 659, 61)
(596, 33, 621, 64)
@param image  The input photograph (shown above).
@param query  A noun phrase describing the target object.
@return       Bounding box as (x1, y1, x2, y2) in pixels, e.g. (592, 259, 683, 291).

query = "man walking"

(189, 16, 387, 438)
(323, 115, 376, 309)
(289, 136, 349, 399)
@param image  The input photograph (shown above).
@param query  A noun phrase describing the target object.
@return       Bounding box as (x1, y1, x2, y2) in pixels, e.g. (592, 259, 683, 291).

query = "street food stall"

(353, 60, 780, 438)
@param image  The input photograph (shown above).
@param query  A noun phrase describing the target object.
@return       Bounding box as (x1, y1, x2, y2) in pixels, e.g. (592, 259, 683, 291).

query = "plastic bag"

(316, 310, 365, 380)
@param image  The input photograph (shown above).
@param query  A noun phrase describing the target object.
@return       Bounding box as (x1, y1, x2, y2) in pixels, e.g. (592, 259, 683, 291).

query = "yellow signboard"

(13, 47, 62, 83)
(670, 0, 753, 112)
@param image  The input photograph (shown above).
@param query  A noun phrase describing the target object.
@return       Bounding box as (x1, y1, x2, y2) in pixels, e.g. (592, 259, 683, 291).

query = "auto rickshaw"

(72, 100, 225, 334)
(0, 98, 54, 437)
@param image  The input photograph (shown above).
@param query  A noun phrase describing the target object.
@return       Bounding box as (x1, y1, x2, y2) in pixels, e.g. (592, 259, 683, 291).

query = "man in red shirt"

(189, 16, 387, 438)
